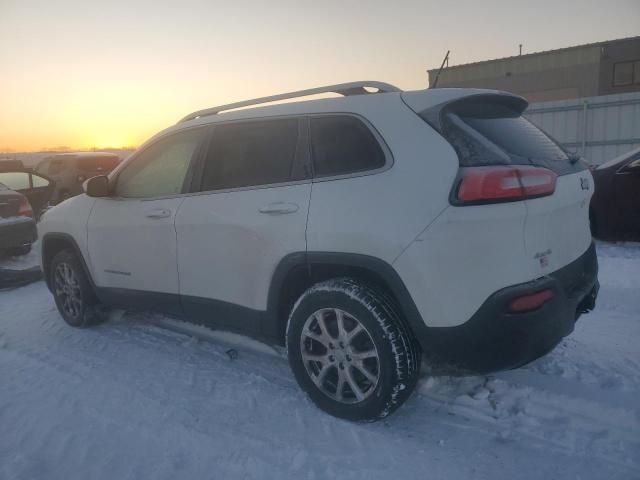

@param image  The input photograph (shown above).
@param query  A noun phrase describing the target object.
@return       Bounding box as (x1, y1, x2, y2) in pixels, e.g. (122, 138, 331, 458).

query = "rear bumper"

(421, 242, 599, 374)
(0, 218, 37, 250)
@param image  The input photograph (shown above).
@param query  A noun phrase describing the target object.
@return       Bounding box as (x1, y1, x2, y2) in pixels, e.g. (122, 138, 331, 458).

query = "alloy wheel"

(53, 262, 83, 319)
(300, 308, 380, 404)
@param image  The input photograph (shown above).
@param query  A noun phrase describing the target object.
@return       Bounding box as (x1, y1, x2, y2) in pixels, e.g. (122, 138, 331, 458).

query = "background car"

(0, 167, 55, 218)
(35, 152, 120, 204)
(0, 181, 37, 257)
(590, 146, 640, 242)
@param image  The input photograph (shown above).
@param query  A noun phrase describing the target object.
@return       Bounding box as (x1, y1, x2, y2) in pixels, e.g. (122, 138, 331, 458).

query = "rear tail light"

(18, 197, 33, 218)
(509, 289, 554, 313)
(453, 166, 557, 205)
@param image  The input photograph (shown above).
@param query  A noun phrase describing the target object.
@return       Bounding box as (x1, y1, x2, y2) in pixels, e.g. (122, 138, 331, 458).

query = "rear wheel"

(50, 249, 107, 327)
(287, 278, 421, 421)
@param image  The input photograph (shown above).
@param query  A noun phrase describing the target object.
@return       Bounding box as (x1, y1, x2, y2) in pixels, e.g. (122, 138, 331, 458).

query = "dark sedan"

(590, 147, 640, 242)
(0, 181, 37, 256)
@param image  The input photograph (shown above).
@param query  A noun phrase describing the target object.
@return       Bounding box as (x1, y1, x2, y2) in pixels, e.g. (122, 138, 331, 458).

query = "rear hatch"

(403, 91, 593, 276)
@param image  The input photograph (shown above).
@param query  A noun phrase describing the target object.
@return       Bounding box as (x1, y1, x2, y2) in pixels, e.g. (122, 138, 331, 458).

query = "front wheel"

(287, 278, 421, 422)
(50, 249, 107, 327)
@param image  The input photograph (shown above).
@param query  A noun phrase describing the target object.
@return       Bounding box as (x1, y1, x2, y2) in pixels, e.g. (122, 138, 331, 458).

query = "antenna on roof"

(519, 44, 523, 56)
(430, 50, 450, 89)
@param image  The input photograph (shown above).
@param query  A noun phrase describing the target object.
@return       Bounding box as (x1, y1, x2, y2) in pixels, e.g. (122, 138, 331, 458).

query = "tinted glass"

(116, 128, 205, 198)
(432, 98, 588, 175)
(0, 172, 31, 190)
(310, 116, 385, 177)
(458, 103, 568, 162)
(200, 118, 300, 191)
(78, 156, 119, 172)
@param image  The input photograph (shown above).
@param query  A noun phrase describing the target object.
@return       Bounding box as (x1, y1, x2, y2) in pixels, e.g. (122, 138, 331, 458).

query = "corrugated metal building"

(428, 37, 640, 165)
(428, 37, 640, 102)
(525, 92, 640, 165)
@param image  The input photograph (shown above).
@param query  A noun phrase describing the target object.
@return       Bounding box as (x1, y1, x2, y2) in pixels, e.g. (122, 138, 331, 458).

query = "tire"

(287, 278, 421, 422)
(5, 245, 31, 257)
(50, 249, 107, 328)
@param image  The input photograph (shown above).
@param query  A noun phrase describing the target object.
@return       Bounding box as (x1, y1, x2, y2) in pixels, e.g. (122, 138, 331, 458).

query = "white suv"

(39, 81, 599, 421)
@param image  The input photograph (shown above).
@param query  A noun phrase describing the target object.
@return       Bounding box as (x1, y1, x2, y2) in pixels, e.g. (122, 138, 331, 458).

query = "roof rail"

(179, 81, 401, 123)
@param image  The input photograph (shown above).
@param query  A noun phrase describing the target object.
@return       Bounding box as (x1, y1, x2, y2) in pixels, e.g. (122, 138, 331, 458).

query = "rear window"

(0, 182, 8, 191)
(433, 98, 582, 175)
(310, 116, 386, 178)
(456, 103, 568, 162)
(77, 156, 119, 172)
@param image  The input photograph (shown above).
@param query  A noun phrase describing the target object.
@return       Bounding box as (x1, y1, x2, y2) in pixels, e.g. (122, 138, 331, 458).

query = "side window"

(31, 174, 51, 188)
(0, 172, 31, 190)
(116, 128, 206, 199)
(310, 116, 386, 178)
(200, 118, 301, 191)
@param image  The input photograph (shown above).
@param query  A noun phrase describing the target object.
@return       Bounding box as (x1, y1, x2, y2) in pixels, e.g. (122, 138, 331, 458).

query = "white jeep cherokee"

(39, 81, 599, 421)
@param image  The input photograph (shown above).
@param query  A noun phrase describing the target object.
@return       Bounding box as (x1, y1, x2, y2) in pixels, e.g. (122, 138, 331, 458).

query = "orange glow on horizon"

(1, 0, 638, 153)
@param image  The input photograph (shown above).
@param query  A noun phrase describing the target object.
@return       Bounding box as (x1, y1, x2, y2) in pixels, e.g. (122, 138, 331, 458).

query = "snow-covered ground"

(0, 243, 638, 479)
(0, 240, 40, 271)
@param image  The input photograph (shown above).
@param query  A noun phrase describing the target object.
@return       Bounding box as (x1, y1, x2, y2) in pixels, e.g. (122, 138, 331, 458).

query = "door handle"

(258, 202, 299, 215)
(145, 208, 172, 219)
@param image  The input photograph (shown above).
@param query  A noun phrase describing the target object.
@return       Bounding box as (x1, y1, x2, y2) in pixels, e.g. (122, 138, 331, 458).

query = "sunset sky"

(1, 0, 639, 152)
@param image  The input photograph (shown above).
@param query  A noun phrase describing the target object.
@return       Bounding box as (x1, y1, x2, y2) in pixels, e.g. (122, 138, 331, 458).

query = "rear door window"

(199, 118, 303, 191)
(31, 174, 51, 188)
(0, 172, 31, 190)
(310, 116, 386, 178)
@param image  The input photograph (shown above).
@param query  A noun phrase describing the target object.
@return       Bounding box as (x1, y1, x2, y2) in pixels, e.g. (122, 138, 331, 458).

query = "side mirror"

(84, 175, 110, 197)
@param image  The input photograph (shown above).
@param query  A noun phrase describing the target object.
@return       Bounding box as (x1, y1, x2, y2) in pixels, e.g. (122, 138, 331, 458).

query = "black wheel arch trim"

(267, 251, 429, 349)
(41, 232, 96, 292)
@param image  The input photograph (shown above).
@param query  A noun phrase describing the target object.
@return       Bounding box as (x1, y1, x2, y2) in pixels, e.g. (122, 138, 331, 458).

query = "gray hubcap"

(54, 262, 83, 319)
(300, 308, 380, 404)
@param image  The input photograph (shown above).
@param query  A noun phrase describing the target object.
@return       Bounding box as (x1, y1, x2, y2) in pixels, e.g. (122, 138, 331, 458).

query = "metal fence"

(525, 91, 640, 165)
